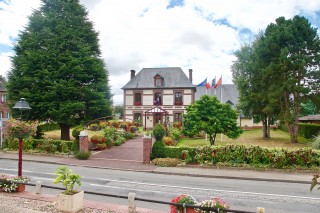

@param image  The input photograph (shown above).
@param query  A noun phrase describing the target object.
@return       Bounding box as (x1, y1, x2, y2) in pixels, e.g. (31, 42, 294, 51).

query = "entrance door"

(153, 113, 163, 127)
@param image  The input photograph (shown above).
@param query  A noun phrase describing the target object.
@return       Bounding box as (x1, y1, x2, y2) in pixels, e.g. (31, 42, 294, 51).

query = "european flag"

(197, 78, 207, 86)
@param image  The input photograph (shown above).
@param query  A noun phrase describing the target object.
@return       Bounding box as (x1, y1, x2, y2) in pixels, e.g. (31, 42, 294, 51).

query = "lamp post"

(13, 98, 31, 177)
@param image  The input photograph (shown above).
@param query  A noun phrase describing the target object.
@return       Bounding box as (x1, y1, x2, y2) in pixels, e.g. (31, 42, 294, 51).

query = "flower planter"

(57, 190, 84, 213)
(185, 208, 197, 213)
(16, 184, 26, 192)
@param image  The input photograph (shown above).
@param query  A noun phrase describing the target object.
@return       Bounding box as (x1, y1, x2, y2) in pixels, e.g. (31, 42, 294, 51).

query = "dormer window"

(154, 74, 164, 86)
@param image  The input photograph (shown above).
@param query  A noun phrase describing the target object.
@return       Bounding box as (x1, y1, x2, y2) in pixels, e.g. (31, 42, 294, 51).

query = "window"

(7, 112, 10, 119)
(133, 113, 142, 125)
(154, 75, 164, 86)
(0, 112, 3, 119)
(174, 91, 183, 105)
(134, 93, 142, 106)
(1, 95, 6, 103)
(174, 113, 182, 122)
(154, 92, 162, 105)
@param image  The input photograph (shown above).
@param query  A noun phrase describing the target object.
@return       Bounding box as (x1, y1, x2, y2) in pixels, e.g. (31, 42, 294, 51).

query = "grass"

(43, 129, 105, 140)
(178, 129, 311, 149)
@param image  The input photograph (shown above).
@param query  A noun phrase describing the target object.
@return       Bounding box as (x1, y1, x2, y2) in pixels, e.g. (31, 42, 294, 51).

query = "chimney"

(130, 70, 136, 80)
(189, 69, 193, 83)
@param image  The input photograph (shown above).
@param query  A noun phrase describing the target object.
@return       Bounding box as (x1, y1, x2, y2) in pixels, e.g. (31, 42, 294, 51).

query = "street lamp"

(13, 98, 31, 177)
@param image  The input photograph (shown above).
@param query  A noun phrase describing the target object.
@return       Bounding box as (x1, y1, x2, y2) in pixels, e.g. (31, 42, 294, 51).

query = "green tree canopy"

(262, 16, 320, 143)
(7, 0, 112, 140)
(232, 34, 279, 138)
(182, 95, 242, 145)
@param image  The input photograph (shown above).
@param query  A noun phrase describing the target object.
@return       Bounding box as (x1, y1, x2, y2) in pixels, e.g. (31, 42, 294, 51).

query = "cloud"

(0, 51, 13, 78)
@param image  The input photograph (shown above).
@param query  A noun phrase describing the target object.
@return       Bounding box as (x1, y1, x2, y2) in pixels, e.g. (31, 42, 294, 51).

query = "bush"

(90, 135, 106, 143)
(72, 125, 85, 140)
(151, 158, 182, 167)
(311, 134, 320, 150)
(71, 139, 80, 153)
(112, 140, 123, 146)
(89, 123, 101, 131)
(163, 137, 173, 146)
(151, 140, 166, 159)
(32, 139, 73, 153)
(169, 127, 181, 144)
(75, 151, 91, 160)
(153, 124, 166, 141)
(130, 126, 138, 133)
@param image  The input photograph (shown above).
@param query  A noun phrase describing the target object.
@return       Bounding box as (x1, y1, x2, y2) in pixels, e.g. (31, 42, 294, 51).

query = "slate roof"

(195, 84, 239, 108)
(122, 67, 195, 89)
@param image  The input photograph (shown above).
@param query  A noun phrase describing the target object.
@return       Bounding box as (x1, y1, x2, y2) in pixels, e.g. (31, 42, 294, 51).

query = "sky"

(1, 0, 320, 105)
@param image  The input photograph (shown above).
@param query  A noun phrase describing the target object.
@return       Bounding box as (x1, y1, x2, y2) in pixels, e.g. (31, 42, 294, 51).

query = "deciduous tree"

(182, 95, 242, 145)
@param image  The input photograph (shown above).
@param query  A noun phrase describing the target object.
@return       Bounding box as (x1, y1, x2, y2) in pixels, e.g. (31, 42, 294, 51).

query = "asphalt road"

(0, 159, 319, 212)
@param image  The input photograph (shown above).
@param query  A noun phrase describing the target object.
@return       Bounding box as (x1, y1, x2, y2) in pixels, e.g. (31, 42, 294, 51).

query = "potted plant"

(53, 166, 83, 213)
(0, 174, 29, 192)
(197, 197, 229, 213)
(170, 194, 197, 213)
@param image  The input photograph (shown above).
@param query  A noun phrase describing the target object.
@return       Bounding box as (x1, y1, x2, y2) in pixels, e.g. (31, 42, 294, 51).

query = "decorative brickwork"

(79, 135, 89, 152)
(143, 137, 152, 164)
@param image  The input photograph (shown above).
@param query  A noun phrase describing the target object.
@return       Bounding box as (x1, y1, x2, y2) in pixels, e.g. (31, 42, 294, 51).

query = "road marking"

(92, 178, 320, 201)
(90, 183, 177, 195)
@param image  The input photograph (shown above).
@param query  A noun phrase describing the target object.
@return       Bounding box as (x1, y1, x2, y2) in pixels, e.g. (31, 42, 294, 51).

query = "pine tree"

(7, 0, 112, 140)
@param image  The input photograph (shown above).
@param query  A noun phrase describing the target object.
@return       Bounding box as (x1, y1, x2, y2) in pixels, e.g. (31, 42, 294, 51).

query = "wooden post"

(257, 207, 265, 213)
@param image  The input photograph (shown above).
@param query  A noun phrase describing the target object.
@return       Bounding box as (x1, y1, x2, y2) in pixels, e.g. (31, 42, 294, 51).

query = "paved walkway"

(0, 135, 317, 212)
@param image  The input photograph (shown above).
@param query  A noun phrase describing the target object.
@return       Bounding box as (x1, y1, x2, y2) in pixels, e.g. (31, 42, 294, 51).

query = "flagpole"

(220, 76, 223, 142)
(206, 83, 208, 141)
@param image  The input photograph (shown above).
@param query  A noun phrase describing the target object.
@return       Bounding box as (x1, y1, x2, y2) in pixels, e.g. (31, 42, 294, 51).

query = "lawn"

(43, 129, 105, 140)
(177, 129, 311, 149)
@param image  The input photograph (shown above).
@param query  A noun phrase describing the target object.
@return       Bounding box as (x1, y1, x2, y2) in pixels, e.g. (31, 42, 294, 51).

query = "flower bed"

(0, 175, 29, 192)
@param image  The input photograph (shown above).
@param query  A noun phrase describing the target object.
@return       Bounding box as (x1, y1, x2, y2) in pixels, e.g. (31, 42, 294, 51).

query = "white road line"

(90, 183, 177, 195)
(91, 179, 320, 201)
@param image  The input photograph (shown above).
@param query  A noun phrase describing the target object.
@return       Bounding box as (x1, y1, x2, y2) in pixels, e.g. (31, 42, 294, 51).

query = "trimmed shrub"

(72, 125, 85, 140)
(151, 158, 182, 167)
(75, 151, 91, 160)
(153, 124, 166, 141)
(151, 140, 166, 159)
(299, 123, 320, 139)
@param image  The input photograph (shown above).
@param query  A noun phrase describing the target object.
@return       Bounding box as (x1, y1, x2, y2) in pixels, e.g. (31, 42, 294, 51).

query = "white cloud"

(0, 51, 13, 78)
(0, 0, 319, 105)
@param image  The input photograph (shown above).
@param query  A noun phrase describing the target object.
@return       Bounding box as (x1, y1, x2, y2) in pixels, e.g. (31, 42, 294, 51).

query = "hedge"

(32, 139, 73, 153)
(279, 122, 320, 139)
(151, 144, 320, 168)
(298, 123, 320, 139)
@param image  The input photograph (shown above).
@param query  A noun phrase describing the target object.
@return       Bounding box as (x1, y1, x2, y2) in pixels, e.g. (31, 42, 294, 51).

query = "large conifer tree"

(7, 0, 112, 140)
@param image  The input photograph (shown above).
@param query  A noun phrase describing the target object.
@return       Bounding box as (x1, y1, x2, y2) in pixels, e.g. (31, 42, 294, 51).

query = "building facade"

(122, 67, 196, 129)
(0, 80, 10, 121)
